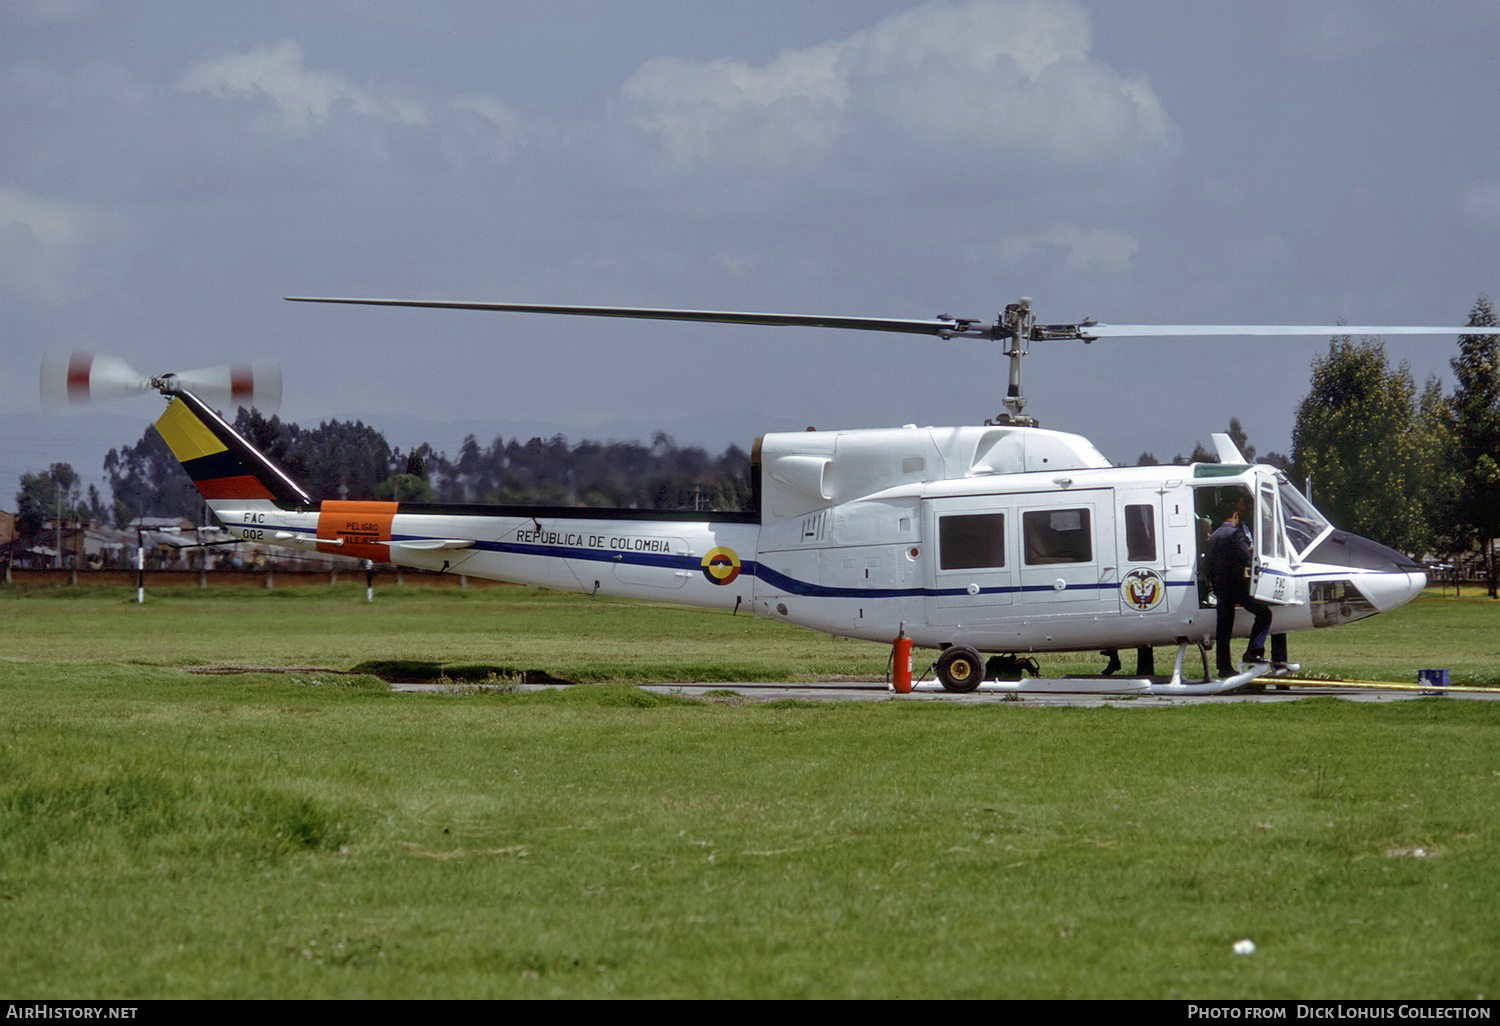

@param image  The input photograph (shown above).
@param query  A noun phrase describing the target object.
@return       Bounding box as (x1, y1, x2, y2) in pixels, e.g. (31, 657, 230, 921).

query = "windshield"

(1278, 479, 1332, 558)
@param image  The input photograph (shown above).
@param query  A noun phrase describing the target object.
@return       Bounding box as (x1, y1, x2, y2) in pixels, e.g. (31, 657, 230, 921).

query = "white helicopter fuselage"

(191, 406, 1424, 657)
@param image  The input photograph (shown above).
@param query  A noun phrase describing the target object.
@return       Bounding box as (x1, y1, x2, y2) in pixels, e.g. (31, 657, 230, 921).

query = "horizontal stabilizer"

(388, 539, 475, 552)
(273, 532, 339, 550)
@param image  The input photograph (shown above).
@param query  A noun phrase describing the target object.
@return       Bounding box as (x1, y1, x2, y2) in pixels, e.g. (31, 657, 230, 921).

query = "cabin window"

(1023, 508, 1092, 565)
(1124, 504, 1157, 562)
(938, 513, 1006, 570)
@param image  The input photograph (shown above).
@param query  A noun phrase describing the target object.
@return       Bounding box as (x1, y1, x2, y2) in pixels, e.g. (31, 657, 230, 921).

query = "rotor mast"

(995, 298, 1036, 427)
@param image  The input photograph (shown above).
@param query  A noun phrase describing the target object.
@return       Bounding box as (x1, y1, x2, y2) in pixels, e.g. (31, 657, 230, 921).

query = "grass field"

(1, 584, 1497, 999)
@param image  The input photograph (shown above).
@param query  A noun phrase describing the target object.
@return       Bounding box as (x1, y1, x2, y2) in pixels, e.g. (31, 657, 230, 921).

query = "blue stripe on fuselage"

(270, 523, 1197, 602)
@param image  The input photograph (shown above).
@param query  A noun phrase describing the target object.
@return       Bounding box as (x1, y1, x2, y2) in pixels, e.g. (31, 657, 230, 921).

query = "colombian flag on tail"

(154, 390, 311, 507)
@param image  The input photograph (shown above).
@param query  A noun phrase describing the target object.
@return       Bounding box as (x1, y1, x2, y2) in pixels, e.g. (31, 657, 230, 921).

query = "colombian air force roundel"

(701, 547, 741, 585)
(1121, 567, 1165, 611)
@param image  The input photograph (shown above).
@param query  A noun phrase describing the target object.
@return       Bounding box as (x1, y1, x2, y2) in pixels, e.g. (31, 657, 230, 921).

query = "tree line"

(11, 295, 1500, 595)
(231, 410, 754, 512)
(13, 413, 754, 538)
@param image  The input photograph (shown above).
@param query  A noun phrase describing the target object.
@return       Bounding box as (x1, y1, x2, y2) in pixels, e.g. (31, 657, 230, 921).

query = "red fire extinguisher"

(893, 626, 913, 694)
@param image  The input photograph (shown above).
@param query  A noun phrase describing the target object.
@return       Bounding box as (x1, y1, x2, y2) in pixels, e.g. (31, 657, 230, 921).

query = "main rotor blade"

(285, 296, 1500, 343)
(285, 296, 981, 338)
(1082, 324, 1500, 339)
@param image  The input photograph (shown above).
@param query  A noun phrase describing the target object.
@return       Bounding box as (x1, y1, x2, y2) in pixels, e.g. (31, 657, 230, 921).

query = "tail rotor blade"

(172, 363, 282, 414)
(39, 350, 152, 410)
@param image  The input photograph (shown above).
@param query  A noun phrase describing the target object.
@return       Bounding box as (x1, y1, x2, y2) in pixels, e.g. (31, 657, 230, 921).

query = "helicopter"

(49, 296, 1500, 695)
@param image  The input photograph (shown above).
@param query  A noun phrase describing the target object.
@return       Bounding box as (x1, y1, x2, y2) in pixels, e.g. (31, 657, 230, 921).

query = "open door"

(1250, 475, 1306, 605)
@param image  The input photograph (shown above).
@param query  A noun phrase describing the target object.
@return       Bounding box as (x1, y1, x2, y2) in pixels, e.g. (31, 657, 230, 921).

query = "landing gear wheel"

(936, 645, 985, 693)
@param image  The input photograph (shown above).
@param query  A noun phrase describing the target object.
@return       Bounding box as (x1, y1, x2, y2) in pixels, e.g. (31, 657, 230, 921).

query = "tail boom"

(151, 387, 758, 611)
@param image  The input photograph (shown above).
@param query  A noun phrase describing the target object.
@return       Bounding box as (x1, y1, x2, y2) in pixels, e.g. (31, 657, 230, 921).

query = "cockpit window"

(1279, 480, 1332, 558)
(1258, 482, 1285, 561)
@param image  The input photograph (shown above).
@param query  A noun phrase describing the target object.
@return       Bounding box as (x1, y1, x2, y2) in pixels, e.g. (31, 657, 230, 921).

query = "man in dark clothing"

(1206, 500, 1272, 678)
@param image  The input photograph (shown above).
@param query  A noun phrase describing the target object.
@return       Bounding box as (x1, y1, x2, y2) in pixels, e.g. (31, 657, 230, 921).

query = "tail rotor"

(40, 349, 282, 414)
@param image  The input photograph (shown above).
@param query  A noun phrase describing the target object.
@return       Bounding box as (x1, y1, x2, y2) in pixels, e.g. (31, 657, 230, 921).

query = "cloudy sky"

(5, 0, 1500, 493)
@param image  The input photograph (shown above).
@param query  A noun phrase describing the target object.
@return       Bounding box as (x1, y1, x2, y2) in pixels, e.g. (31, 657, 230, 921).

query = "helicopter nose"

(1357, 569, 1427, 612)
(1305, 530, 1428, 612)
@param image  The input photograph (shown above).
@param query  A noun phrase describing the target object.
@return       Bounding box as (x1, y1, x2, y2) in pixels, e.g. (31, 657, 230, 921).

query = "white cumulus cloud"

(619, 43, 850, 170)
(178, 39, 428, 135)
(614, 0, 1175, 179)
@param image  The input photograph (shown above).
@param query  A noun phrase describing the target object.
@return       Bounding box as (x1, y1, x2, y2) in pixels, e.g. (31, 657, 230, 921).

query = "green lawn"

(1, 586, 1496, 998)
(3, 582, 1497, 685)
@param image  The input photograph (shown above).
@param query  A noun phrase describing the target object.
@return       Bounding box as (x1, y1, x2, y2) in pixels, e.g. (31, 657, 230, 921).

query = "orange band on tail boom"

(316, 501, 397, 561)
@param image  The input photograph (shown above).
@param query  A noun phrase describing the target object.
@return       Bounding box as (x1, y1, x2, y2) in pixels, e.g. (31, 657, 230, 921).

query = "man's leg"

(1215, 595, 1237, 677)
(1135, 646, 1156, 677)
(1271, 633, 1289, 664)
(1241, 595, 1273, 662)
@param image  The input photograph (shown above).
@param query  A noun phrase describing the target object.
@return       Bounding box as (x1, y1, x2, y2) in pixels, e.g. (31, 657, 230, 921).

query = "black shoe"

(1242, 650, 1267, 664)
(1217, 665, 1237, 679)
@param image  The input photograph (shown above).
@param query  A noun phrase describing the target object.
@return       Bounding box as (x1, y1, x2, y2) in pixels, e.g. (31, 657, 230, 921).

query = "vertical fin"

(154, 390, 312, 506)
